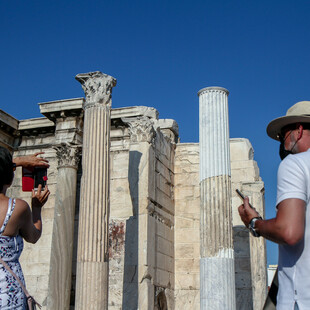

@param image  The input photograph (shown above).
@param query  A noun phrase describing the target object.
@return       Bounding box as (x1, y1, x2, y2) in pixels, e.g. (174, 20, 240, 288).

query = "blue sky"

(1, 0, 310, 265)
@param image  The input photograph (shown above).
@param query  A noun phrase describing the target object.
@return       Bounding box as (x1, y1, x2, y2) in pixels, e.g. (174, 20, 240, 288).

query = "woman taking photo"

(0, 146, 50, 309)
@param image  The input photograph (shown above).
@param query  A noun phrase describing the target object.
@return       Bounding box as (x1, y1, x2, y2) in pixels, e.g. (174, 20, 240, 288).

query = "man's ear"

(297, 123, 304, 140)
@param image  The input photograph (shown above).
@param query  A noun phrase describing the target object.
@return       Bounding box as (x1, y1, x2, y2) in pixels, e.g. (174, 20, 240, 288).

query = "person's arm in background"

(13, 152, 49, 168)
(18, 184, 50, 243)
(238, 196, 305, 245)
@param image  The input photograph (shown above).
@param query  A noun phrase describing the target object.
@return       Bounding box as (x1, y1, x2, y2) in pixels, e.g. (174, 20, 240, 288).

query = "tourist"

(238, 101, 310, 310)
(0, 147, 49, 309)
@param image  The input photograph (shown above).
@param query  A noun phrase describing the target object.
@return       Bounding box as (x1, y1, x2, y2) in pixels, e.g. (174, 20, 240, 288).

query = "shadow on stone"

(122, 150, 141, 309)
(233, 225, 253, 310)
(70, 161, 82, 309)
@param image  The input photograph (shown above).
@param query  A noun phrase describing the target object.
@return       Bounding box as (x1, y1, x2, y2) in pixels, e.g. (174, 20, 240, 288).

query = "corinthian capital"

(75, 71, 117, 109)
(54, 143, 82, 169)
(122, 116, 156, 144)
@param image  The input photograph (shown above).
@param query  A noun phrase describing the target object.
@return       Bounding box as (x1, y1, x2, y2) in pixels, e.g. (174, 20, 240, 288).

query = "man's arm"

(13, 152, 49, 168)
(238, 197, 305, 245)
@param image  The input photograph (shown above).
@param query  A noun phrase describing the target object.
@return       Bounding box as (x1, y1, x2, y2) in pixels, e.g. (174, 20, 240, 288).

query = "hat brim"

(267, 115, 310, 140)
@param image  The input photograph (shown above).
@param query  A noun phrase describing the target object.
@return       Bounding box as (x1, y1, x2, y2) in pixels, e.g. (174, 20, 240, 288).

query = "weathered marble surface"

(75, 71, 116, 310)
(198, 86, 236, 310)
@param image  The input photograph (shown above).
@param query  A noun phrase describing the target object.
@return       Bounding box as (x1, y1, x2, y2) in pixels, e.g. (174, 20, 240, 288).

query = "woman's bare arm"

(19, 185, 50, 243)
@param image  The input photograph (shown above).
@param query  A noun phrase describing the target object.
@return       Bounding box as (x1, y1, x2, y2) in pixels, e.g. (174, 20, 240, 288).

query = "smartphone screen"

(34, 167, 47, 190)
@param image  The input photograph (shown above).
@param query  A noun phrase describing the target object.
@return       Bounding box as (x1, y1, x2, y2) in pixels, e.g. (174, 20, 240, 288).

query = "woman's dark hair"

(0, 146, 14, 192)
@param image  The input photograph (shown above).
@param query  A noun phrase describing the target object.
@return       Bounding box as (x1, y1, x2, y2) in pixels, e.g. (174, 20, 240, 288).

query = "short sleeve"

(276, 155, 307, 207)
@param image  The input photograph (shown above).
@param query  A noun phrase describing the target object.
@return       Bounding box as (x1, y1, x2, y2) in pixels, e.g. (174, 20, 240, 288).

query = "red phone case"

(22, 168, 34, 192)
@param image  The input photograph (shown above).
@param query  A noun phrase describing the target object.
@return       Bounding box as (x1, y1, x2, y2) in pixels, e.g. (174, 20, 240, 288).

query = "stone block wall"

(109, 148, 132, 309)
(153, 130, 175, 309)
(231, 138, 267, 310)
(174, 143, 200, 309)
(104, 114, 178, 309)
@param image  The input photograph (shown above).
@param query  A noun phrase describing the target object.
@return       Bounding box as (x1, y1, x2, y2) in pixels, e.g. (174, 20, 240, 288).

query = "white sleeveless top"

(0, 198, 26, 309)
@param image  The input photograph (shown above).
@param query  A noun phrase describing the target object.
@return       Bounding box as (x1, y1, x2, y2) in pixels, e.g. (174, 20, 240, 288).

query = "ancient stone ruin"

(0, 72, 267, 309)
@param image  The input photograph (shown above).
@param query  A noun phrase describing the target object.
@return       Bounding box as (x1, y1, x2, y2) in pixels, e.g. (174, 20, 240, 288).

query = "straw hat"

(267, 101, 310, 141)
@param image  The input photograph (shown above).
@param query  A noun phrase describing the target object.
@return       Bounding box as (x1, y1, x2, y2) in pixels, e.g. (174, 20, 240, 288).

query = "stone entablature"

(0, 110, 19, 149)
(0, 109, 19, 131)
(18, 118, 55, 140)
(39, 98, 84, 117)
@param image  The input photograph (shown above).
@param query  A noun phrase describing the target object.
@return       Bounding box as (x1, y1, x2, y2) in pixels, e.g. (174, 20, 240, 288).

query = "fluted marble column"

(198, 87, 236, 310)
(75, 71, 116, 309)
(47, 143, 81, 310)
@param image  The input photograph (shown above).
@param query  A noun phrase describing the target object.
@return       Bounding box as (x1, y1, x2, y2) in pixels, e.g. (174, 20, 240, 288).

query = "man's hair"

(300, 123, 310, 131)
(281, 123, 310, 136)
(0, 146, 14, 192)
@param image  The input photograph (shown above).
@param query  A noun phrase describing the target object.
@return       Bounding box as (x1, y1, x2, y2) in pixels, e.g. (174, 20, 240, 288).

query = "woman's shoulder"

(13, 198, 30, 215)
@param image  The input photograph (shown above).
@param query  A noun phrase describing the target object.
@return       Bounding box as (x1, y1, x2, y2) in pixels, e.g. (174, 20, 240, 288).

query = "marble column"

(75, 71, 116, 309)
(47, 143, 81, 310)
(198, 87, 236, 310)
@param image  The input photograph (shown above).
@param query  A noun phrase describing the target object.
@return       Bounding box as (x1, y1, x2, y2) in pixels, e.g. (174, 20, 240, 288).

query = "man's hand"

(238, 197, 260, 227)
(13, 152, 49, 168)
(238, 197, 306, 245)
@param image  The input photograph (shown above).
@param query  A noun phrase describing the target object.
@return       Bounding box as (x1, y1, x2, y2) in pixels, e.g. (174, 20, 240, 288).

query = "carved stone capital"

(122, 116, 156, 143)
(54, 143, 82, 169)
(75, 71, 117, 109)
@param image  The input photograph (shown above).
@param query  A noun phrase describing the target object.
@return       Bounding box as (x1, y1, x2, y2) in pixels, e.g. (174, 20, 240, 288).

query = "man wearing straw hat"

(238, 101, 310, 310)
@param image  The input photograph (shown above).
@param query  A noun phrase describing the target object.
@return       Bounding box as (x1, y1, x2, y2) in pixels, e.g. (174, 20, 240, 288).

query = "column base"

(200, 256, 236, 310)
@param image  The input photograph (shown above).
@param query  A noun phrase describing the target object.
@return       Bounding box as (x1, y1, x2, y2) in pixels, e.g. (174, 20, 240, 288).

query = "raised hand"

(32, 184, 50, 208)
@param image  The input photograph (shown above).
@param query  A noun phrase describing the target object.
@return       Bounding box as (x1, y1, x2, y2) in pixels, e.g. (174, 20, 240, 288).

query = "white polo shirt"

(276, 149, 310, 310)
